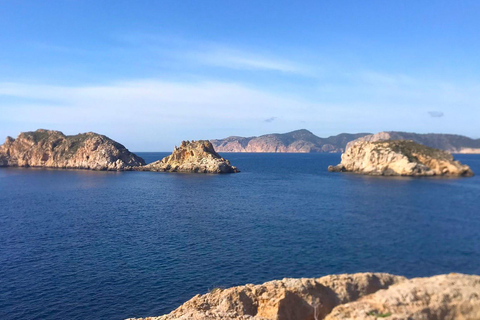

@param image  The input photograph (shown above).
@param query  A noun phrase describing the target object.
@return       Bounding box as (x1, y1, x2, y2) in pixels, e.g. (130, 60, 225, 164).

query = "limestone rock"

(127, 273, 404, 320)
(127, 273, 480, 320)
(326, 273, 480, 320)
(136, 140, 239, 174)
(0, 129, 145, 171)
(329, 140, 474, 177)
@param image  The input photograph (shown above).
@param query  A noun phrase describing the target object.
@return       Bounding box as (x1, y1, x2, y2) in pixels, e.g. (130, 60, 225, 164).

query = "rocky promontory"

(128, 272, 480, 320)
(328, 140, 474, 177)
(0, 129, 145, 170)
(136, 140, 239, 173)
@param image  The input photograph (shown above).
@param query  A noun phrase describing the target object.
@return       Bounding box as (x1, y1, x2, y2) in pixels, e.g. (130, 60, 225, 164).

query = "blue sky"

(1, 1, 479, 151)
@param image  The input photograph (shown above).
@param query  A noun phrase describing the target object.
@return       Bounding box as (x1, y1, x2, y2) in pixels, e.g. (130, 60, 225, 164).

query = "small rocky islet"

(135, 140, 239, 173)
(329, 139, 474, 177)
(0, 129, 239, 174)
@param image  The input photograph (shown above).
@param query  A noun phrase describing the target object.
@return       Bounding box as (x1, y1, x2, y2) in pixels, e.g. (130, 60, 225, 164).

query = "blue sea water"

(1, 153, 479, 320)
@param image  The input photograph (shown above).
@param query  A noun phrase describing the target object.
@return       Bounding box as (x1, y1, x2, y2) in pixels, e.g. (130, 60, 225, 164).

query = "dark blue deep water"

(1, 153, 480, 320)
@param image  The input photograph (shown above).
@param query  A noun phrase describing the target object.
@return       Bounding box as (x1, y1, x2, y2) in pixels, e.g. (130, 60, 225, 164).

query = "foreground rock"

(328, 140, 474, 177)
(136, 140, 239, 173)
(326, 273, 480, 320)
(0, 129, 145, 170)
(127, 273, 480, 320)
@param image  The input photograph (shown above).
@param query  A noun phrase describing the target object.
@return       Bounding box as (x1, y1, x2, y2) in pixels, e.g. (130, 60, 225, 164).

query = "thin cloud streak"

(190, 48, 308, 74)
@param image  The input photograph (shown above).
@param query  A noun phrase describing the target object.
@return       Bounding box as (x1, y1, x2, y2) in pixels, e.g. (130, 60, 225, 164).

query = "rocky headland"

(328, 140, 474, 177)
(136, 140, 239, 173)
(128, 272, 480, 320)
(0, 129, 145, 170)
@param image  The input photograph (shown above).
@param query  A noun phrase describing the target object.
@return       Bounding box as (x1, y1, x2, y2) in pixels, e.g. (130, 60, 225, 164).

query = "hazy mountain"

(211, 130, 480, 153)
(348, 132, 480, 154)
(210, 130, 371, 153)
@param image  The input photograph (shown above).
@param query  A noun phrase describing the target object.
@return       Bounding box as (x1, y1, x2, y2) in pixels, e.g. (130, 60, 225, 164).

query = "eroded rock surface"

(137, 140, 239, 173)
(326, 273, 480, 320)
(0, 129, 145, 171)
(127, 273, 480, 320)
(127, 273, 404, 320)
(328, 140, 473, 177)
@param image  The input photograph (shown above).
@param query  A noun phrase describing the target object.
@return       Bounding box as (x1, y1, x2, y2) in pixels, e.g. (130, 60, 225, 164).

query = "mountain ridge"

(211, 130, 480, 153)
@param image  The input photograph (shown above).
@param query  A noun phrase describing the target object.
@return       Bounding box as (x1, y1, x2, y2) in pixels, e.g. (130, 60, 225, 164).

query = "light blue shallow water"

(0, 153, 479, 320)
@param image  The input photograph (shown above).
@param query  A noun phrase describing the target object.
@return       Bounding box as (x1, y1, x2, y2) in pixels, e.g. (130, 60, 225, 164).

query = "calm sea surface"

(1, 153, 479, 320)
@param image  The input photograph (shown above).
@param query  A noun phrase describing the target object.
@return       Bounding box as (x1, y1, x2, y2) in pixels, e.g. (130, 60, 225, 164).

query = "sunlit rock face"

(0, 129, 145, 171)
(127, 273, 480, 320)
(136, 140, 239, 174)
(328, 140, 474, 177)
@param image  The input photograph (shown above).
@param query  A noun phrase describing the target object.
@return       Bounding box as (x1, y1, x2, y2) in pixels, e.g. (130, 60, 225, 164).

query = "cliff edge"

(137, 140, 239, 173)
(328, 140, 474, 177)
(0, 129, 145, 171)
(127, 273, 480, 320)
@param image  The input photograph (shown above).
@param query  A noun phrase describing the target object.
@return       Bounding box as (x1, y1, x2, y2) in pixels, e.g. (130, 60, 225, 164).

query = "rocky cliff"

(127, 273, 480, 320)
(347, 131, 480, 154)
(210, 130, 370, 153)
(136, 140, 239, 173)
(0, 129, 145, 170)
(328, 140, 473, 177)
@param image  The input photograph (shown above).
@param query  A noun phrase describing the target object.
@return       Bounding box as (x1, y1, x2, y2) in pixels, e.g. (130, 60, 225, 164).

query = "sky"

(0, 1, 479, 151)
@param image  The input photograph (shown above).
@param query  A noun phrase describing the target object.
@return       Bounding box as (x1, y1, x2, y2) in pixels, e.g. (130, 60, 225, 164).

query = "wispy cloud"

(189, 47, 308, 74)
(0, 79, 320, 149)
(264, 117, 277, 123)
(117, 33, 312, 75)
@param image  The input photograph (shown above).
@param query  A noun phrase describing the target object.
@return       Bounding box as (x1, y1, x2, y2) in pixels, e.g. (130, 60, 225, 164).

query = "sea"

(1, 153, 479, 320)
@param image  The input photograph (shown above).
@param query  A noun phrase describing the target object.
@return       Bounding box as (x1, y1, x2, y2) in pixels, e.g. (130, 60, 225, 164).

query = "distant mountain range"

(210, 130, 480, 154)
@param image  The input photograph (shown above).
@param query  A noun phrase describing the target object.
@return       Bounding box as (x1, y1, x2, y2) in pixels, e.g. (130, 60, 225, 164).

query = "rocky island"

(0, 130, 239, 174)
(128, 272, 480, 320)
(135, 140, 239, 173)
(328, 140, 474, 177)
(0, 129, 145, 170)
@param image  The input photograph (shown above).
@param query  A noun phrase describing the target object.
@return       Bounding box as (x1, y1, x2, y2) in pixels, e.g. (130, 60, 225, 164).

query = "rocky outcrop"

(328, 140, 474, 177)
(127, 273, 480, 320)
(210, 130, 370, 153)
(136, 140, 239, 173)
(347, 131, 480, 154)
(326, 273, 480, 320)
(0, 129, 145, 171)
(128, 273, 404, 320)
